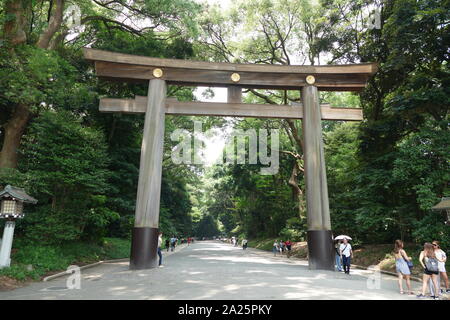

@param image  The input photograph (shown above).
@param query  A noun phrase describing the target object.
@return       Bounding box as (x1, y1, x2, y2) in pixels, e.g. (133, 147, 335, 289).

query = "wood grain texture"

(99, 96, 363, 121)
(85, 49, 377, 91)
(85, 48, 377, 74)
(302, 85, 331, 231)
(134, 80, 166, 228)
(94, 61, 371, 91)
(227, 86, 242, 103)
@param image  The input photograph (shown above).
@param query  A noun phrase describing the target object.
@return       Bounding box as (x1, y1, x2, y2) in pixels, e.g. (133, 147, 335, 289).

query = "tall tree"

(0, 0, 200, 169)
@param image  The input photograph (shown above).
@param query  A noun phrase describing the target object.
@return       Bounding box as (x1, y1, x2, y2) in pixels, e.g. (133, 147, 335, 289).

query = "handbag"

(401, 252, 413, 270)
(425, 257, 439, 273)
(404, 258, 413, 270)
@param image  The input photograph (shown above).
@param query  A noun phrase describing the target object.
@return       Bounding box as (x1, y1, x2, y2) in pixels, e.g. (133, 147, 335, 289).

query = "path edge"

(43, 244, 189, 282)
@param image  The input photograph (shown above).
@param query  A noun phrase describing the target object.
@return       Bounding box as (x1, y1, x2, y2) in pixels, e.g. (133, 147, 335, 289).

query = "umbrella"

(334, 235, 352, 240)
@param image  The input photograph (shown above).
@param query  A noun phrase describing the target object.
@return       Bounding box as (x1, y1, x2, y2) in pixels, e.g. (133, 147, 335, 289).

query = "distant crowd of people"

(228, 237, 294, 256)
(272, 240, 293, 257)
(157, 234, 195, 267)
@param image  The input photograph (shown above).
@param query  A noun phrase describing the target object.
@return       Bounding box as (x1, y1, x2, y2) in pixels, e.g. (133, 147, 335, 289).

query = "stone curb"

(42, 244, 188, 282)
(351, 264, 422, 283)
(43, 261, 106, 282)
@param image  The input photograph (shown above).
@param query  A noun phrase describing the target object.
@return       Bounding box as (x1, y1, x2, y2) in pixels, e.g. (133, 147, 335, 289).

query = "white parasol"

(334, 235, 352, 240)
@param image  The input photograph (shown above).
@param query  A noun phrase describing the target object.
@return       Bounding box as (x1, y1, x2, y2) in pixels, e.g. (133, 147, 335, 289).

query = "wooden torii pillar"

(84, 49, 377, 270)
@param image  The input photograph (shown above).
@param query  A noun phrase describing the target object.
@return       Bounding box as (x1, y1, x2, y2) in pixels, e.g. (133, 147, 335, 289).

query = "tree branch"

(37, 0, 65, 49)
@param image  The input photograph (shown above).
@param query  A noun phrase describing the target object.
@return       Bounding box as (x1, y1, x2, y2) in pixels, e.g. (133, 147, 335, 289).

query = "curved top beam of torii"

(83, 48, 377, 91)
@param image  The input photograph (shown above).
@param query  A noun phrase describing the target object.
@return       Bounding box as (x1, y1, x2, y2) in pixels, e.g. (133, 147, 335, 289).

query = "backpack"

(425, 257, 439, 273)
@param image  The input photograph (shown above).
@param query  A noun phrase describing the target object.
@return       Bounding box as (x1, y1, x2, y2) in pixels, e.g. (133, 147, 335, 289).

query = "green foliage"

(278, 217, 306, 241)
(412, 212, 450, 249)
(0, 237, 130, 281)
(158, 207, 179, 238)
(392, 123, 449, 211)
(0, 264, 41, 281)
(0, 45, 95, 134)
(195, 214, 220, 238)
(247, 238, 279, 251)
(200, 121, 299, 239)
(101, 237, 131, 259)
(16, 110, 116, 244)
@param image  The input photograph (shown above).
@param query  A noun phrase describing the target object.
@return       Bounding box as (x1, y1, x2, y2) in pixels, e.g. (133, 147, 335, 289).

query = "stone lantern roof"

(432, 197, 450, 211)
(0, 185, 38, 204)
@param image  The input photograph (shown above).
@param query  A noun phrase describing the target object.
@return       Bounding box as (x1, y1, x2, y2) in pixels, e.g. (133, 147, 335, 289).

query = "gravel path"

(0, 241, 421, 300)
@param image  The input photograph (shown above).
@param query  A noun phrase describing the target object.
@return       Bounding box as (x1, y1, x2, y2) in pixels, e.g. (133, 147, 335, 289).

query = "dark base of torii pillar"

(129, 78, 166, 270)
(130, 227, 159, 270)
(307, 230, 334, 270)
(302, 83, 334, 271)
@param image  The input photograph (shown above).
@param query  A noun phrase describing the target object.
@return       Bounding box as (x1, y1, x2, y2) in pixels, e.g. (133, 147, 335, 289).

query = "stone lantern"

(0, 185, 37, 268)
(432, 197, 450, 226)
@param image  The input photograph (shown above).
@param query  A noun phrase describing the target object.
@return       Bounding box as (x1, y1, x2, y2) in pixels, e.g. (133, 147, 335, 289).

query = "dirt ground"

(0, 276, 28, 291)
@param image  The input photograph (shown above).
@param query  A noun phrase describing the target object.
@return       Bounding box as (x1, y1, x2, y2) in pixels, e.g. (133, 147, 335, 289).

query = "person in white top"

(433, 240, 449, 293)
(340, 238, 353, 275)
(273, 240, 279, 256)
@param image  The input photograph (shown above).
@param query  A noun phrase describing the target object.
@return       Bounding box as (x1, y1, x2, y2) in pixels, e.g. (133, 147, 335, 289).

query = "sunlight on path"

(0, 241, 421, 300)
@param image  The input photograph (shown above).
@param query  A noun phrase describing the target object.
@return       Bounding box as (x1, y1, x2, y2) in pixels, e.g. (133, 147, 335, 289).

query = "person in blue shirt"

(335, 240, 343, 272)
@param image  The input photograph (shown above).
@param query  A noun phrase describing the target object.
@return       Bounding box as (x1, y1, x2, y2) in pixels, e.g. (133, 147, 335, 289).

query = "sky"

(192, 0, 234, 165)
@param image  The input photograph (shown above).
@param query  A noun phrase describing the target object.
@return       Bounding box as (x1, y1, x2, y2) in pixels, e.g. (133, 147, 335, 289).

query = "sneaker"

(446, 289, 450, 293)
(416, 294, 427, 299)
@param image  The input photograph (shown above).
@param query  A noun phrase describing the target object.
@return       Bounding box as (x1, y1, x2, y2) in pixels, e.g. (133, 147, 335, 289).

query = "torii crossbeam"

(83, 48, 377, 271)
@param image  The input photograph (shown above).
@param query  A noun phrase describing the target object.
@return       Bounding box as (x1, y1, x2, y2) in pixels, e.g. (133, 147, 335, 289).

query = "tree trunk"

(2, 0, 28, 45)
(0, 0, 66, 169)
(288, 162, 306, 218)
(0, 104, 31, 169)
(37, 0, 65, 49)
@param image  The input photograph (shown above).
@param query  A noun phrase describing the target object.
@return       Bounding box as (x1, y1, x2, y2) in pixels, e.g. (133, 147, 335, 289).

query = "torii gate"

(83, 48, 377, 271)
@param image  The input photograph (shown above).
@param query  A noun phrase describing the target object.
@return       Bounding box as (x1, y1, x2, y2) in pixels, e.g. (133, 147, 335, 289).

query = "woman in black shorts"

(417, 243, 440, 299)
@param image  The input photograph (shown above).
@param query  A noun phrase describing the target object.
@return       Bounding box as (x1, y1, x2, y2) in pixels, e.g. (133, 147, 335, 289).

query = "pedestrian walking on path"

(242, 239, 248, 250)
(417, 243, 440, 299)
(279, 240, 285, 254)
(393, 240, 413, 295)
(285, 240, 292, 258)
(340, 238, 353, 275)
(170, 236, 177, 252)
(165, 238, 170, 252)
(157, 232, 163, 267)
(273, 240, 279, 256)
(433, 240, 450, 293)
